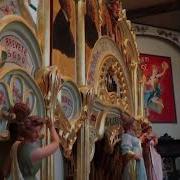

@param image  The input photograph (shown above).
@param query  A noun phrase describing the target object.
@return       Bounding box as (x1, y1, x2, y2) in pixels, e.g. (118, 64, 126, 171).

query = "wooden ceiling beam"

(127, 0, 180, 19)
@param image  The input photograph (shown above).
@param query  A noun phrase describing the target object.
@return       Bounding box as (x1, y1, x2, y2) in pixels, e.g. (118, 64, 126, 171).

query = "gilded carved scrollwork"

(35, 66, 61, 114)
(97, 57, 130, 113)
(36, 66, 86, 159)
(54, 105, 87, 158)
(104, 125, 123, 154)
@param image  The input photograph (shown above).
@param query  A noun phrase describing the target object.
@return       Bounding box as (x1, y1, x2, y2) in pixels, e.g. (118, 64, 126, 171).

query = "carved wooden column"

(139, 77, 144, 117)
(75, 0, 88, 180)
(76, 0, 86, 84)
(37, 1, 50, 66)
(36, 2, 52, 180)
(44, 103, 54, 180)
(36, 67, 61, 180)
(131, 61, 138, 116)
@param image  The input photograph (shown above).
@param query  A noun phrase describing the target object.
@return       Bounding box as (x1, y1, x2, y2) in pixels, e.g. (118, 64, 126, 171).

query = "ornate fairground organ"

(0, 0, 145, 180)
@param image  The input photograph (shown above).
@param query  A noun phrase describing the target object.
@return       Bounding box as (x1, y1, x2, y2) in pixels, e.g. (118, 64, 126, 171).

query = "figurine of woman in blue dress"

(121, 115, 147, 180)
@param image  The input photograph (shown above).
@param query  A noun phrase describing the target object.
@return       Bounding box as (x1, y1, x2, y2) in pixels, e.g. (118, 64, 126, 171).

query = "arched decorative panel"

(58, 80, 82, 121)
(0, 16, 42, 76)
(0, 67, 45, 140)
(87, 37, 134, 114)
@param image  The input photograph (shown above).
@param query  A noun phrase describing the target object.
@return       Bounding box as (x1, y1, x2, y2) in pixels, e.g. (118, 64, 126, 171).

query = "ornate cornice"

(133, 23, 180, 48)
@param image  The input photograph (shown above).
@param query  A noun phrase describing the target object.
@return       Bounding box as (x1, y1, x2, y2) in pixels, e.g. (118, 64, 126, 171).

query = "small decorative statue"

(140, 123, 163, 180)
(121, 114, 147, 180)
(2, 102, 60, 180)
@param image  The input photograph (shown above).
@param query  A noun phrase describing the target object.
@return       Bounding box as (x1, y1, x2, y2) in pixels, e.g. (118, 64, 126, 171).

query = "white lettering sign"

(0, 35, 34, 74)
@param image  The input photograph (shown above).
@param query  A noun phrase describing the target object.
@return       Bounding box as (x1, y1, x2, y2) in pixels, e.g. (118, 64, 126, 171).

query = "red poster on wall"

(140, 54, 176, 123)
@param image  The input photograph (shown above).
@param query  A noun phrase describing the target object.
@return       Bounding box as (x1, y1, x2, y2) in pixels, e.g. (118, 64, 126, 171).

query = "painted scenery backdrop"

(140, 54, 176, 123)
(52, 0, 76, 80)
